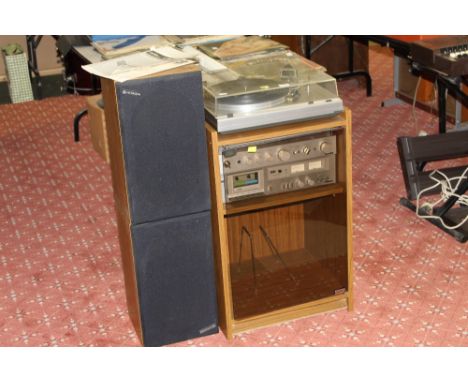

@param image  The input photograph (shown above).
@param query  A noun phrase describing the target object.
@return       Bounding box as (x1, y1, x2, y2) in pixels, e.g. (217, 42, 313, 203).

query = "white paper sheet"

(82, 51, 194, 82)
(91, 35, 169, 59)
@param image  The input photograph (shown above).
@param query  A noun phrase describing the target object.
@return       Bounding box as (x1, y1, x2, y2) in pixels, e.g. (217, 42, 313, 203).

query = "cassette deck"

(220, 129, 339, 203)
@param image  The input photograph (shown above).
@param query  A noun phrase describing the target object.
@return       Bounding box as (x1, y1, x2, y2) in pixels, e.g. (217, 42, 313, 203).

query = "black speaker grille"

(116, 72, 211, 224)
(131, 211, 218, 346)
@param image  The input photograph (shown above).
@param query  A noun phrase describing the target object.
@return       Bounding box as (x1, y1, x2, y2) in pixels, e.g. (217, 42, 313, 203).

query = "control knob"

(241, 156, 252, 165)
(277, 149, 291, 161)
(319, 141, 333, 154)
(304, 176, 315, 186)
(264, 152, 273, 161)
(294, 179, 305, 188)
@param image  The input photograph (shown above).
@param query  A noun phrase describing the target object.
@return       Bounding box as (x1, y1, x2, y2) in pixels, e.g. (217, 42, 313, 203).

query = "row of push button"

(280, 176, 317, 191)
(441, 44, 468, 59)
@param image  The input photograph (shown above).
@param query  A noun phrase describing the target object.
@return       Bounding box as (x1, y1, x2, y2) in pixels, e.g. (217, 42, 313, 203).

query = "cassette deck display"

(203, 50, 344, 134)
(219, 129, 339, 202)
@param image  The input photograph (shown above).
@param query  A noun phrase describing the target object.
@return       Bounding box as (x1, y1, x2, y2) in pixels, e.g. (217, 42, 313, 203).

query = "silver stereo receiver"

(219, 129, 338, 203)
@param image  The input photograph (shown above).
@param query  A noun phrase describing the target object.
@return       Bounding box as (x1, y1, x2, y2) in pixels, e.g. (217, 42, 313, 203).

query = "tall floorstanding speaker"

(101, 66, 218, 346)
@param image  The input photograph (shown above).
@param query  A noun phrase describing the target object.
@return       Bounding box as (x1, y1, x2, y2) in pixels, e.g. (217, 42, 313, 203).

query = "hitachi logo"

(122, 89, 141, 96)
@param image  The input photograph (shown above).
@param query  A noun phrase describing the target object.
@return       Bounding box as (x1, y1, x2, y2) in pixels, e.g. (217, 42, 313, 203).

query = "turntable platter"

(211, 78, 289, 113)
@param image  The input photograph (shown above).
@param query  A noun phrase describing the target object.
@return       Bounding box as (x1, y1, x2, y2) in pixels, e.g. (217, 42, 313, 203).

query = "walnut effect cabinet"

(206, 109, 353, 339)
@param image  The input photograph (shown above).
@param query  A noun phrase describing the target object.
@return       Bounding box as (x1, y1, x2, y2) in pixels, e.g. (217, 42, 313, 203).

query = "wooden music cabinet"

(206, 109, 353, 339)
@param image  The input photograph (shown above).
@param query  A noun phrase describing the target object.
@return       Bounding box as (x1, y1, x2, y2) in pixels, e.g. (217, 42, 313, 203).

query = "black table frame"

(69, 45, 101, 142)
(303, 35, 372, 96)
(354, 35, 468, 134)
(26, 35, 43, 99)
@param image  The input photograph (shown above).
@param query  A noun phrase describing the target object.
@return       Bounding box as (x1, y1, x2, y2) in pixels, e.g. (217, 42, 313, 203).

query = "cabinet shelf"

(232, 293, 349, 334)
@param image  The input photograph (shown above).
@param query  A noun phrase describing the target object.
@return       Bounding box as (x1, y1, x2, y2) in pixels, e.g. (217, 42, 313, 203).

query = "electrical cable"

(415, 167, 468, 230)
(411, 76, 422, 134)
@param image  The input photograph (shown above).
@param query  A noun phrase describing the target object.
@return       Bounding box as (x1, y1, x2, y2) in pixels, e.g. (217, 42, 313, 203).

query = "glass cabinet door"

(227, 193, 348, 320)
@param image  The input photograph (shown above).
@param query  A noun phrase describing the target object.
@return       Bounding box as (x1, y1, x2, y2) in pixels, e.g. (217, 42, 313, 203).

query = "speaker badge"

(122, 89, 141, 96)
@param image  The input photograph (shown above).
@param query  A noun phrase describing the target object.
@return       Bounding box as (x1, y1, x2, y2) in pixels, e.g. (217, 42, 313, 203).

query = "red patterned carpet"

(0, 47, 467, 346)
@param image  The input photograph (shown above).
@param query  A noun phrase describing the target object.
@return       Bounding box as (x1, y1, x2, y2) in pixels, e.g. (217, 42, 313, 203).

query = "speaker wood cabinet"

(206, 109, 353, 339)
(101, 65, 218, 347)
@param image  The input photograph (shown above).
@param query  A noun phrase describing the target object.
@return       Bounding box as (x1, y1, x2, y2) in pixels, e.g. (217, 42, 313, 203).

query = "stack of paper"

(152, 46, 228, 73)
(164, 35, 241, 47)
(211, 36, 288, 60)
(91, 35, 170, 59)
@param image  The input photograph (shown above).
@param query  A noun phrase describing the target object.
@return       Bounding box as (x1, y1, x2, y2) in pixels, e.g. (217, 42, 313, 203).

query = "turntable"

(203, 51, 344, 133)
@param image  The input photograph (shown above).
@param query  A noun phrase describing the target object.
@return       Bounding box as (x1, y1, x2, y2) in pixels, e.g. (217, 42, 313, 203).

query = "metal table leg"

(26, 35, 43, 100)
(334, 37, 372, 97)
(73, 108, 88, 142)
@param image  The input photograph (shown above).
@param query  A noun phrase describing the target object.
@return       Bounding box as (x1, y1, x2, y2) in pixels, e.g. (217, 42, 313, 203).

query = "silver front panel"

(209, 98, 344, 134)
(221, 131, 338, 202)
